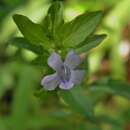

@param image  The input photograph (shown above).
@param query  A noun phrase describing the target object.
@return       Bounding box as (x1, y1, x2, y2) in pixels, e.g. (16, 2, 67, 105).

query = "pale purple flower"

(41, 50, 85, 91)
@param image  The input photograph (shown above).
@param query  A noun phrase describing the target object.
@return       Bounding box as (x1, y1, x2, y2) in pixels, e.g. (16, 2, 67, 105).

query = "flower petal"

(65, 50, 81, 69)
(41, 73, 60, 91)
(70, 70, 85, 85)
(59, 81, 74, 90)
(48, 52, 63, 71)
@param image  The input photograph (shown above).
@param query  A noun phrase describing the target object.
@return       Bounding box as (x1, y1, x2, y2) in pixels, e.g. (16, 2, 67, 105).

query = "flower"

(41, 50, 85, 91)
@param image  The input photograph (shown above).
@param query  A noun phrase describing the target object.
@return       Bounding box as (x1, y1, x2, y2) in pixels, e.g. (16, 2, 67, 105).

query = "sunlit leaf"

(56, 11, 103, 47)
(13, 14, 50, 49)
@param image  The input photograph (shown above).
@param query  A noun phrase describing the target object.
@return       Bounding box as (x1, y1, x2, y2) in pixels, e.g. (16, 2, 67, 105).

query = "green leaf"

(48, 1, 64, 34)
(10, 66, 37, 130)
(58, 86, 95, 121)
(89, 79, 130, 99)
(76, 34, 106, 53)
(56, 11, 103, 47)
(10, 37, 48, 55)
(41, 1, 64, 42)
(13, 14, 50, 49)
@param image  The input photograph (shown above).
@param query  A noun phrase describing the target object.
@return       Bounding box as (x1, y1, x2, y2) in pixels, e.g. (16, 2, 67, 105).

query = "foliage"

(0, 0, 130, 130)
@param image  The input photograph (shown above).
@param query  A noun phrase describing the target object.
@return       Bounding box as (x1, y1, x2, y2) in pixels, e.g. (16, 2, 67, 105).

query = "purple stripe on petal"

(65, 50, 81, 69)
(41, 73, 60, 91)
(70, 70, 85, 85)
(59, 81, 74, 90)
(48, 52, 63, 72)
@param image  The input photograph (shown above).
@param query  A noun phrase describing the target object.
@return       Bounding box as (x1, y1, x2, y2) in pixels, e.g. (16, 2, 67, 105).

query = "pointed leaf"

(76, 34, 106, 53)
(48, 1, 64, 33)
(56, 11, 103, 47)
(13, 14, 50, 49)
(10, 37, 48, 55)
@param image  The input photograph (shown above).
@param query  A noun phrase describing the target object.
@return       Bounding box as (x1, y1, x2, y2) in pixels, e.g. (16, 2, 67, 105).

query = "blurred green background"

(0, 0, 130, 130)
